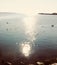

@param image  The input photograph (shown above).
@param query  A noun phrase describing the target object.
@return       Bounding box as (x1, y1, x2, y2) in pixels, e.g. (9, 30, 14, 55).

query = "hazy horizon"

(0, 0, 57, 15)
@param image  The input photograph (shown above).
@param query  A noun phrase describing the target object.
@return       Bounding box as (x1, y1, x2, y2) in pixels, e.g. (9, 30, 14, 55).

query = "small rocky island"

(38, 13, 57, 15)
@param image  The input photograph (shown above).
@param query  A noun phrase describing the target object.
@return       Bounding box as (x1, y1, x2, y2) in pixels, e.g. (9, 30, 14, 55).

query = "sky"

(0, 0, 57, 15)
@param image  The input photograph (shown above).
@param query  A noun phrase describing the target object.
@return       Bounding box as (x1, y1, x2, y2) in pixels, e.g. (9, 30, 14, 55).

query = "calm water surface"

(0, 14, 57, 64)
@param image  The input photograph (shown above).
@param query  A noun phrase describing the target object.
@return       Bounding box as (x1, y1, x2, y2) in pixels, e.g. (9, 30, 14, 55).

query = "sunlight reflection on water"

(21, 42, 31, 56)
(23, 16, 37, 42)
(19, 16, 38, 57)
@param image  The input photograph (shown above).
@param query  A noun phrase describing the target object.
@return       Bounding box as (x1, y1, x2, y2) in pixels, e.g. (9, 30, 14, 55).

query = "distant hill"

(38, 13, 57, 15)
(0, 12, 26, 17)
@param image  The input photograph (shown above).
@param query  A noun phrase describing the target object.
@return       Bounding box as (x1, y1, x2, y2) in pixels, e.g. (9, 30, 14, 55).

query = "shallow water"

(0, 14, 57, 64)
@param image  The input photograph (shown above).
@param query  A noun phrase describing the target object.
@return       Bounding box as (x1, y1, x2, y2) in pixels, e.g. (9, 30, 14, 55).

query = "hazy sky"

(0, 0, 57, 15)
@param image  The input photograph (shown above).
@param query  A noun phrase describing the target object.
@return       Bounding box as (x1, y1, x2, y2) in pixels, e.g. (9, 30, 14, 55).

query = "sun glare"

(21, 43, 31, 56)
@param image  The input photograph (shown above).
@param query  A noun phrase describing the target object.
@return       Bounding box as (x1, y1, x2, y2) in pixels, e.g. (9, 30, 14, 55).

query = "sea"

(0, 14, 57, 64)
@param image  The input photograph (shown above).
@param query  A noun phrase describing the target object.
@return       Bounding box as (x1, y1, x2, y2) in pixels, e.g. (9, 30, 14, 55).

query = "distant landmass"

(38, 13, 57, 15)
(0, 12, 26, 18)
